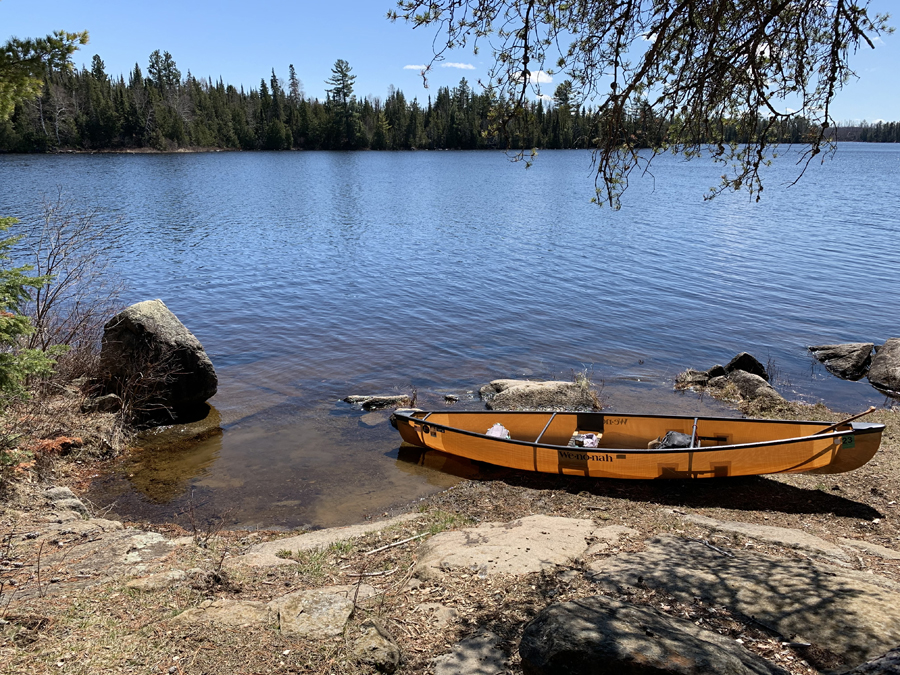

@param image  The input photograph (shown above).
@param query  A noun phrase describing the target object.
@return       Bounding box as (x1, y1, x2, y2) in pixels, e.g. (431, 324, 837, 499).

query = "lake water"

(1, 145, 898, 529)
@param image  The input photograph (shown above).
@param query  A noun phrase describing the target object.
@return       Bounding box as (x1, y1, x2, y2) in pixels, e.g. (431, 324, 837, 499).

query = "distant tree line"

(0, 52, 896, 153)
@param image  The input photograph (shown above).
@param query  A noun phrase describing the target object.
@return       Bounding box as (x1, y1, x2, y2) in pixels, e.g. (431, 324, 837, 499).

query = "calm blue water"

(1, 145, 897, 527)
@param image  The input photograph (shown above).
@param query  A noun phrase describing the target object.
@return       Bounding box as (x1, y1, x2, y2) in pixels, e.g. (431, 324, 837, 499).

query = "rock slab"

(100, 299, 217, 412)
(235, 513, 420, 567)
(416, 515, 620, 579)
(519, 594, 788, 675)
(589, 535, 900, 670)
(433, 630, 507, 675)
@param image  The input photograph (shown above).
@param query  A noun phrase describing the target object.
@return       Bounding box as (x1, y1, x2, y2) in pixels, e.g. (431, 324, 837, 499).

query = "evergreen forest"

(1, 52, 898, 153)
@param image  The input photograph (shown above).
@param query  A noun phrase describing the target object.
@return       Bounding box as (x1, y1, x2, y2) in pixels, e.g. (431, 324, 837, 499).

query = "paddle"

(814, 406, 877, 435)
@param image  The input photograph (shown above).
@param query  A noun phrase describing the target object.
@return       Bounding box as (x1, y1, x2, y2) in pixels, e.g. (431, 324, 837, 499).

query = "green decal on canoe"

(841, 435, 856, 449)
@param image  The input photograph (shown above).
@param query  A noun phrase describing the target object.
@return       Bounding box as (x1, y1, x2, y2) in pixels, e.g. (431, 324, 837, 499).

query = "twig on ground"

(345, 568, 397, 578)
(363, 533, 428, 556)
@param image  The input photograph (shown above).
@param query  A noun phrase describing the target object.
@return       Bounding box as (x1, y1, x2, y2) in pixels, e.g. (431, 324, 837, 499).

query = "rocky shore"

(2, 391, 899, 674)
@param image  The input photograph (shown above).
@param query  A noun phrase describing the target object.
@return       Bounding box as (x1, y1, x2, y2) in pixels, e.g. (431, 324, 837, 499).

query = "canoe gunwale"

(391, 410, 884, 455)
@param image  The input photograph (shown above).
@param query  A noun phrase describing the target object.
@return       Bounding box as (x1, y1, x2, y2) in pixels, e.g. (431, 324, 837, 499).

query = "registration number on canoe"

(605, 418, 628, 426)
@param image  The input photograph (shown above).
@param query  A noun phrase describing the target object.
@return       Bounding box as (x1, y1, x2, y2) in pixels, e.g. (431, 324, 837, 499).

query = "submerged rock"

(809, 343, 874, 381)
(343, 395, 412, 410)
(868, 338, 900, 396)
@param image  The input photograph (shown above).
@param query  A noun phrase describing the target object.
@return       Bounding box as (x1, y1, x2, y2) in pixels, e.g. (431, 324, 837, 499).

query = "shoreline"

(2, 396, 899, 674)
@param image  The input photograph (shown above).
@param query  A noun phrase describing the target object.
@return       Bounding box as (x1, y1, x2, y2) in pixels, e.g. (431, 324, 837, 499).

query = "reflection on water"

(88, 379, 738, 529)
(2, 147, 897, 528)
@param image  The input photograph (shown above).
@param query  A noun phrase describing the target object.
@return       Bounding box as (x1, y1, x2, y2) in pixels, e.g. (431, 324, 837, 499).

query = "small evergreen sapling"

(0, 217, 56, 402)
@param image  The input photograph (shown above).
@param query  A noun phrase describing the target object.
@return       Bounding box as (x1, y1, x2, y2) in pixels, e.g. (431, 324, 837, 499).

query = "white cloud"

(537, 94, 554, 102)
(403, 64, 427, 70)
(641, 33, 657, 43)
(513, 70, 553, 84)
(441, 62, 476, 70)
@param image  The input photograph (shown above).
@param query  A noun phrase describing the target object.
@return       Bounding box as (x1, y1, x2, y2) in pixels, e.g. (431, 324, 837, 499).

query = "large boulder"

(809, 343, 874, 381)
(519, 595, 788, 675)
(725, 352, 768, 380)
(479, 379, 599, 411)
(868, 338, 900, 396)
(99, 300, 217, 415)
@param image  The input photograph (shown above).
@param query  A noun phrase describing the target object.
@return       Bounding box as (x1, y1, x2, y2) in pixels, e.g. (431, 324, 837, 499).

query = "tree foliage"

(390, 0, 892, 206)
(0, 28, 88, 121)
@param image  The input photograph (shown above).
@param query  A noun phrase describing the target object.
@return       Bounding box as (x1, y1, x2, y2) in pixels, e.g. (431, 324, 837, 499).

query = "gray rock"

(343, 395, 412, 410)
(726, 352, 769, 380)
(53, 498, 89, 516)
(433, 630, 506, 675)
(416, 602, 459, 629)
(126, 570, 187, 591)
(868, 338, 900, 395)
(838, 539, 900, 560)
(268, 585, 377, 638)
(841, 645, 900, 674)
(675, 369, 709, 388)
(520, 595, 788, 675)
(728, 370, 784, 403)
(9, 520, 174, 599)
(588, 535, 900, 669)
(81, 393, 123, 414)
(479, 379, 598, 411)
(352, 619, 401, 673)
(45, 486, 78, 502)
(99, 299, 217, 413)
(809, 343, 874, 381)
(681, 513, 848, 561)
(173, 599, 272, 627)
(706, 364, 727, 378)
(416, 515, 621, 579)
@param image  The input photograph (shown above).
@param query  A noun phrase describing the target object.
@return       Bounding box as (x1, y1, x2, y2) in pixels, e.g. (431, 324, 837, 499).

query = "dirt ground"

(2, 395, 899, 674)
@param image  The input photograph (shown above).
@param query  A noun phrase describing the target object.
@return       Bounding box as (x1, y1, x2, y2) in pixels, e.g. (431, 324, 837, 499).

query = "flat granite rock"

(680, 513, 848, 561)
(173, 598, 272, 628)
(234, 513, 420, 568)
(268, 583, 378, 639)
(433, 630, 507, 675)
(588, 535, 900, 671)
(416, 515, 631, 579)
(520, 595, 788, 675)
(5, 519, 175, 600)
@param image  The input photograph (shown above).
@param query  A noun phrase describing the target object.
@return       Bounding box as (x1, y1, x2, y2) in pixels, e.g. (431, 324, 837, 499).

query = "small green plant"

(293, 547, 330, 581)
(275, 549, 293, 559)
(0, 217, 58, 404)
(424, 510, 474, 535)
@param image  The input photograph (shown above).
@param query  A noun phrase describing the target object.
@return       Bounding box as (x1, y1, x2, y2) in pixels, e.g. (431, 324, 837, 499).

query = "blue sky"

(3, 0, 897, 122)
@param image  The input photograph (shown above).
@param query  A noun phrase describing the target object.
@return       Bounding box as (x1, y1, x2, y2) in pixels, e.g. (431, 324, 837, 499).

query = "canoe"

(390, 409, 884, 479)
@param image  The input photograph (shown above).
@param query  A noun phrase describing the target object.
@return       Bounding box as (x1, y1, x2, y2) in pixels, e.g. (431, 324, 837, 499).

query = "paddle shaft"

(814, 406, 877, 435)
